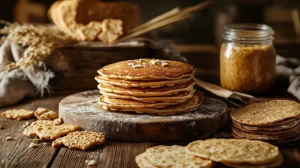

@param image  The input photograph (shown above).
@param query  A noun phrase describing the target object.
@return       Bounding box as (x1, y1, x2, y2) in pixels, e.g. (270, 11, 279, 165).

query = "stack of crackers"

(136, 138, 283, 168)
(95, 59, 203, 115)
(230, 100, 300, 144)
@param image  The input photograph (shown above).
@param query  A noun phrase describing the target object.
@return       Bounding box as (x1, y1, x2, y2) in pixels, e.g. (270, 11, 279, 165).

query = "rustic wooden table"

(0, 90, 300, 168)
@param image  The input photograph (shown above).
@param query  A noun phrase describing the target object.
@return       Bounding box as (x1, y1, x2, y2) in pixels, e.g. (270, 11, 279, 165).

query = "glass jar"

(220, 24, 276, 94)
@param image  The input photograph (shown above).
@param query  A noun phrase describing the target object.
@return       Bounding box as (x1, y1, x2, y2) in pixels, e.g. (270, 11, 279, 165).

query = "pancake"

(230, 100, 300, 126)
(99, 95, 179, 109)
(99, 90, 195, 103)
(98, 59, 195, 80)
(95, 75, 193, 88)
(97, 80, 196, 97)
(99, 91, 203, 115)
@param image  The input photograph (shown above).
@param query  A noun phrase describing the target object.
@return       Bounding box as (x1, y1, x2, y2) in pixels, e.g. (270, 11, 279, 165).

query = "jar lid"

(223, 24, 274, 43)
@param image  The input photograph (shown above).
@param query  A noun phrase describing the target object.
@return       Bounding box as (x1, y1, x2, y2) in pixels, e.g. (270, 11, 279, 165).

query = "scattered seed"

(29, 142, 38, 148)
(87, 160, 97, 166)
(161, 62, 168, 67)
(33, 138, 40, 143)
(5, 136, 13, 141)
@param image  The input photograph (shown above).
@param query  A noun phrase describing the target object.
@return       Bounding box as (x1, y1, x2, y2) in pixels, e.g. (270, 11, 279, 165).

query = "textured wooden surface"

(0, 91, 300, 168)
(59, 90, 228, 141)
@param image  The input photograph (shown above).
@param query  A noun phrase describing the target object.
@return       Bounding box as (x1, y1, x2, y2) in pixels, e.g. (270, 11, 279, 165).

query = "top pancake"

(230, 100, 300, 126)
(98, 59, 195, 80)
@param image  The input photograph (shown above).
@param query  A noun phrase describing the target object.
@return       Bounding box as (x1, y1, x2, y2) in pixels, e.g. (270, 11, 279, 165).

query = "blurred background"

(1, 0, 300, 77)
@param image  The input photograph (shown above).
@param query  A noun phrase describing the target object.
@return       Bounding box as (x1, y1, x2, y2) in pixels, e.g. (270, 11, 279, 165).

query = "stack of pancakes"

(230, 100, 300, 144)
(95, 59, 203, 115)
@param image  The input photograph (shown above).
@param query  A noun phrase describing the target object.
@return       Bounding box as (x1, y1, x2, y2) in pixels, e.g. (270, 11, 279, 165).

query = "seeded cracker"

(34, 108, 58, 120)
(52, 131, 105, 150)
(137, 145, 212, 168)
(186, 139, 279, 165)
(230, 100, 300, 126)
(23, 119, 80, 140)
(1, 109, 34, 120)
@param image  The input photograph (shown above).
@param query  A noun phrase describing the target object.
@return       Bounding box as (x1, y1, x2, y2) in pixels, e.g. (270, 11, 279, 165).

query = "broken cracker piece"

(1, 109, 34, 120)
(52, 131, 105, 150)
(23, 119, 80, 140)
(98, 19, 123, 43)
(52, 137, 64, 148)
(54, 118, 63, 125)
(35, 108, 58, 120)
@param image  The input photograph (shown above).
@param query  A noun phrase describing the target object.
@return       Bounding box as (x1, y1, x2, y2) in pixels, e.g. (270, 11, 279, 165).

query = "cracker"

(232, 119, 300, 131)
(139, 145, 213, 168)
(231, 125, 300, 140)
(232, 123, 300, 136)
(23, 119, 80, 140)
(186, 139, 279, 165)
(53, 118, 63, 125)
(135, 153, 147, 168)
(52, 137, 64, 148)
(52, 131, 106, 150)
(222, 153, 283, 168)
(1, 109, 34, 120)
(230, 100, 300, 126)
(35, 108, 58, 120)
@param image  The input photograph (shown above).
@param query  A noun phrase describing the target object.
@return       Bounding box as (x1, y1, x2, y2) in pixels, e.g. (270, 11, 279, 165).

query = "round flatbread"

(99, 91, 203, 115)
(98, 59, 195, 80)
(97, 80, 195, 97)
(230, 100, 300, 126)
(137, 145, 212, 168)
(95, 75, 193, 88)
(186, 139, 279, 165)
(232, 122, 300, 136)
(99, 90, 195, 103)
(99, 95, 178, 109)
(231, 125, 300, 140)
(222, 153, 283, 168)
(232, 119, 300, 131)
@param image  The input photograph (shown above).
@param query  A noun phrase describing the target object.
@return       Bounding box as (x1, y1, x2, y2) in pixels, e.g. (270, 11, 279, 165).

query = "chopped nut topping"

(42, 142, 47, 145)
(161, 62, 168, 67)
(5, 136, 13, 141)
(127, 62, 135, 66)
(132, 64, 143, 68)
(150, 59, 160, 65)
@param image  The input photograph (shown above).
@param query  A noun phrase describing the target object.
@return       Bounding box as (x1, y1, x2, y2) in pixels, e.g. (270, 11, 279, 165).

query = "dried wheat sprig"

(0, 22, 74, 71)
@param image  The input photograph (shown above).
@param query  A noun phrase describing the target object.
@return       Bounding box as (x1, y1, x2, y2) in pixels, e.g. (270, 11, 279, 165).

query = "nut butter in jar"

(220, 24, 276, 93)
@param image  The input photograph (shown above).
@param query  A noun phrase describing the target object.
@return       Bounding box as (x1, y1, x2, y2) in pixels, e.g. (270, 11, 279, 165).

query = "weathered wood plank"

(0, 92, 300, 168)
(51, 141, 152, 168)
(0, 94, 65, 168)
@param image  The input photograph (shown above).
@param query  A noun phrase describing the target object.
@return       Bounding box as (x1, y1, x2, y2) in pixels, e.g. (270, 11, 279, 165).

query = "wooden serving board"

(59, 90, 228, 141)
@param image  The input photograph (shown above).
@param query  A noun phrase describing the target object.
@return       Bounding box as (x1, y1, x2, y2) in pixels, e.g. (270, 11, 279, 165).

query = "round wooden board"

(59, 90, 228, 141)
